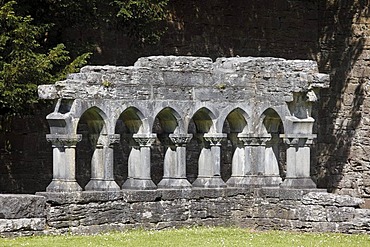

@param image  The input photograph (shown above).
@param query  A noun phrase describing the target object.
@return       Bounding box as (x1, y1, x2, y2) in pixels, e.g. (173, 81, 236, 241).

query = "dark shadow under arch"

(222, 108, 249, 182)
(114, 107, 145, 186)
(76, 107, 107, 189)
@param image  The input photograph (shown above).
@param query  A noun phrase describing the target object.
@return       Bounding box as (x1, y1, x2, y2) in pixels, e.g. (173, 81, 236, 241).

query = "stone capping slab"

(301, 192, 364, 207)
(38, 56, 330, 100)
(256, 187, 327, 200)
(0, 194, 46, 219)
(36, 191, 122, 205)
(36, 188, 333, 205)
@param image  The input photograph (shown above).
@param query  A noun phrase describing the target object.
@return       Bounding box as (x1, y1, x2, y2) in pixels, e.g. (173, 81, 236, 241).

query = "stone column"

(280, 134, 316, 188)
(158, 134, 193, 188)
(46, 134, 82, 192)
(193, 133, 227, 188)
(85, 134, 120, 191)
(122, 133, 157, 190)
(227, 134, 255, 187)
(262, 133, 283, 186)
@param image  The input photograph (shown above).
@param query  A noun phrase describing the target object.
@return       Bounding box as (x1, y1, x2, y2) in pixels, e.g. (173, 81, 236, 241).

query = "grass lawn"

(1, 227, 370, 247)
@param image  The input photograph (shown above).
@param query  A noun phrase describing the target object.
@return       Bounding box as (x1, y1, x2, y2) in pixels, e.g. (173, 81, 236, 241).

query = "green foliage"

(0, 1, 90, 116)
(0, 0, 169, 116)
(17, 0, 169, 49)
(115, 0, 169, 43)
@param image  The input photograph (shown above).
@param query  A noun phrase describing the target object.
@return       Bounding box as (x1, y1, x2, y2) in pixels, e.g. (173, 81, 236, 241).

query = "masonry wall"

(2, 189, 370, 236)
(1, 0, 370, 197)
(315, 1, 370, 197)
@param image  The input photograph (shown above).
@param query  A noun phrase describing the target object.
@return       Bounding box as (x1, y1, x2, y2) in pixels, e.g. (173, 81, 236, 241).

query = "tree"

(0, 1, 90, 116)
(0, 0, 169, 117)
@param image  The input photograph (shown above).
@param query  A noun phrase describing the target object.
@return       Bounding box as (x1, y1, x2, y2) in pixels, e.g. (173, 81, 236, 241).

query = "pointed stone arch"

(255, 107, 285, 186)
(221, 108, 252, 187)
(152, 107, 191, 188)
(76, 106, 119, 191)
(189, 107, 226, 188)
(117, 106, 156, 190)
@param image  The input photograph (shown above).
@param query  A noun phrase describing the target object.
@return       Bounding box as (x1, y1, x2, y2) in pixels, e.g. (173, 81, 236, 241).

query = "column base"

(259, 175, 283, 187)
(192, 176, 227, 188)
(226, 176, 259, 187)
(158, 178, 192, 189)
(226, 175, 282, 187)
(85, 179, 120, 191)
(280, 177, 316, 189)
(46, 179, 83, 192)
(122, 178, 157, 190)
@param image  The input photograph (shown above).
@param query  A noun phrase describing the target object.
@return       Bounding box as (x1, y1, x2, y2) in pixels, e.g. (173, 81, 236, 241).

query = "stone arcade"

(38, 56, 329, 191)
(5, 56, 370, 236)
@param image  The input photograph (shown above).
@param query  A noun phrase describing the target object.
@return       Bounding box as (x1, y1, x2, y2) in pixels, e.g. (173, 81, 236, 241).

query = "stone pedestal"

(46, 134, 82, 192)
(193, 133, 227, 188)
(122, 134, 157, 190)
(227, 134, 280, 187)
(280, 134, 316, 188)
(85, 134, 120, 191)
(158, 134, 193, 188)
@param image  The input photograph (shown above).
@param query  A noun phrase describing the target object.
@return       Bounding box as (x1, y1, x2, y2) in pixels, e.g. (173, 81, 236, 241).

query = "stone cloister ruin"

(4, 56, 370, 236)
(38, 56, 328, 192)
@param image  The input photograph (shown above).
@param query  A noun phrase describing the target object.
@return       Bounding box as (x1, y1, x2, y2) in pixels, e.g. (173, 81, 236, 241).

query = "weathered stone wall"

(84, 0, 319, 65)
(315, 1, 370, 197)
(1, 189, 370, 236)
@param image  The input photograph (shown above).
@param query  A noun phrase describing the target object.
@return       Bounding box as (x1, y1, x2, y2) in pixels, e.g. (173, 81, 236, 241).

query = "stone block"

(122, 190, 161, 202)
(159, 189, 193, 200)
(153, 86, 194, 100)
(302, 192, 364, 207)
(0, 218, 46, 233)
(326, 206, 356, 222)
(298, 205, 326, 222)
(0, 195, 46, 219)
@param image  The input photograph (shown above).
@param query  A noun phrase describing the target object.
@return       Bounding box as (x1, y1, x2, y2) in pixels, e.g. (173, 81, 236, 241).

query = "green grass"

(1, 227, 370, 247)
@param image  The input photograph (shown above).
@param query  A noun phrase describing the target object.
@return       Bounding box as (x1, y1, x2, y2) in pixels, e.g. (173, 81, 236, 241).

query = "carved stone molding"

(107, 134, 121, 146)
(96, 134, 121, 147)
(203, 133, 227, 146)
(237, 133, 271, 146)
(133, 133, 157, 147)
(169, 134, 193, 146)
(46, 134, 82, 146)
(280, 134, 316, 147)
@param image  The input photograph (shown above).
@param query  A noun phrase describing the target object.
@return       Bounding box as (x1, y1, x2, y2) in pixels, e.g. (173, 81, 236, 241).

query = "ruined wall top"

(38, 56, 329, 102)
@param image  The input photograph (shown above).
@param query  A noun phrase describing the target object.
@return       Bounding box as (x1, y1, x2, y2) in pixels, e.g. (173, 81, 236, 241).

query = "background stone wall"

(1, 0, 370, 197)
(315, 0, 370, 197)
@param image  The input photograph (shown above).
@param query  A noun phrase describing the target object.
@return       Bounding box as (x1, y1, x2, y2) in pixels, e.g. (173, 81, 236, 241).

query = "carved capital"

(280, 134, 316, 147)
(203, 133, 227, 146)
(107, 134, 120, 146)
(237, 133, 271, 146)
(46, 134, 82, 147)
(133, 133, 157, 147)
(169, 133, 193, 146)
(97, 134, 120, 147)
